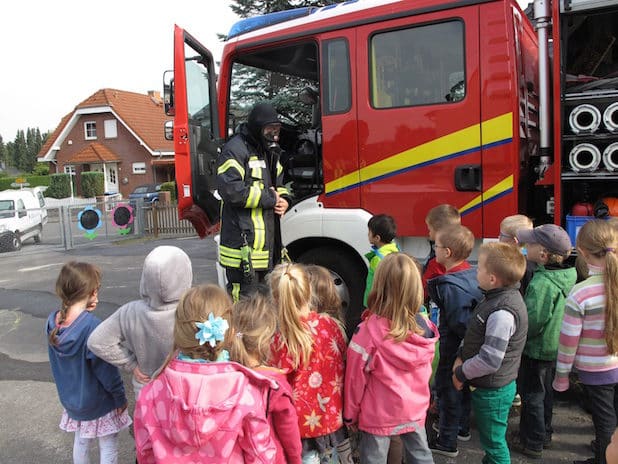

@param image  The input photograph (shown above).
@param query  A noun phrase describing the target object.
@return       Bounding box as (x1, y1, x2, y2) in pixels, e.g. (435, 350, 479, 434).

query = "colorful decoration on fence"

(111, 203, 134, 235)
(77, 206, 102, 240)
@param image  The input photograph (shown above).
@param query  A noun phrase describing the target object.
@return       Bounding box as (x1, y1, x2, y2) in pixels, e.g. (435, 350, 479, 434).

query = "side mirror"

(164, 120, 174, 141)
(163, 70, 175, 116)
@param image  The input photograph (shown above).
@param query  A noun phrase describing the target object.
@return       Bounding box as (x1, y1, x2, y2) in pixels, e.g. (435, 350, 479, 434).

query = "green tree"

(229, 0, 342, 18)
(13, 130, 27, 172)
(0, 135, 6, 169)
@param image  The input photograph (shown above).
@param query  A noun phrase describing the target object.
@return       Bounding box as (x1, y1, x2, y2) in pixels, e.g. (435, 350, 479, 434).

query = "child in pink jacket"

(229, 293, 302, 464)
(133, 284, 278, 464)
(344, 253, 439, 464)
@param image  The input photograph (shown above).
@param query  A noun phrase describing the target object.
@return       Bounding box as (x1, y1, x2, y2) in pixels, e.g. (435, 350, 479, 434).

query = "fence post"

(152, 203, 159, 238)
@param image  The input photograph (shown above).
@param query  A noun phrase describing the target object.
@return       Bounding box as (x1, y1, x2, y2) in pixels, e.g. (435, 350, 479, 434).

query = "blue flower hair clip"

(195, 313, 229, 347)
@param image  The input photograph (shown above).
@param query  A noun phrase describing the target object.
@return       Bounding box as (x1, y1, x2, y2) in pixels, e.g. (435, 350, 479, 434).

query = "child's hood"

(152, 360, 277, 446)
(537, 265, 578, 297)
(46, 311, 94, 357)
(364, 313, 438, 369)
(139, 246, 193, 311)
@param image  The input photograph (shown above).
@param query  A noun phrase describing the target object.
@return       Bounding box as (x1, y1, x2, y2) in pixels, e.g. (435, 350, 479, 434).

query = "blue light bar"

(227, 8, 316, 39)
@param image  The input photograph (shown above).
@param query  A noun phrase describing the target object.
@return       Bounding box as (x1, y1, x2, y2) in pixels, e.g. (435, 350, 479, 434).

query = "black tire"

(1, 232, 22, 252)
(33, 226, 42, 244)
(297, 246, 366, 337)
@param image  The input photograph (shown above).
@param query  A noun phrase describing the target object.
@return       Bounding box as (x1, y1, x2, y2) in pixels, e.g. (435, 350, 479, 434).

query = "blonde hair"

(367, 253, 424, 341)
(305, 264, 344, 322)
(500, 214, 533, 241)
(50, 261, 101, 345)
(268, 263, 314, 369)
(425, 204, 461, 230)
(576, 219, 618, 353)
(436, 224, 475, 261)
(479, 242, 526, 286)
(173, 284, 233, 361)
(228, 293, 277, 368)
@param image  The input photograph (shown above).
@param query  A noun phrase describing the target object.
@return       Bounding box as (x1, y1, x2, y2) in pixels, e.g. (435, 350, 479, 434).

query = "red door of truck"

(171, 25, 221, 237)
(355, 7, 482, 238)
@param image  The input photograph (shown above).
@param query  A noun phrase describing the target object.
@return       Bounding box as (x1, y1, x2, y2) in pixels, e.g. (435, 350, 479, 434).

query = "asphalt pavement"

(0, 235, 596, 463)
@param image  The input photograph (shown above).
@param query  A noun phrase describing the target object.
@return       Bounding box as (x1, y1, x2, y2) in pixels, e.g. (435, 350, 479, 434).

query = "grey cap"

(517, 224, 572, 257)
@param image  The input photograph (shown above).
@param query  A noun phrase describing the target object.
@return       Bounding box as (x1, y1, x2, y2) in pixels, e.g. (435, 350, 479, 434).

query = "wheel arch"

(286, 236, 367, 271)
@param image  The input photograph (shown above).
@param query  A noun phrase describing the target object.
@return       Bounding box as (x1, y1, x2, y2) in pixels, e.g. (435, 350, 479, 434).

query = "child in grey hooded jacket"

(87, 245, 193, 399)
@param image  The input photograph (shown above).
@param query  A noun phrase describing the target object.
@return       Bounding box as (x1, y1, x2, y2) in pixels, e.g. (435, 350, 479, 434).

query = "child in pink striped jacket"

(553, 219, 618, 464)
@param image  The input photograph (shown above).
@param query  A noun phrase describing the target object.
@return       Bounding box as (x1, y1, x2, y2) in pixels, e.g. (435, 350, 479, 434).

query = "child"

(553, 219, 618, 464)
(228, 293, 302, 464)
(513, 224, 577, 458)
(269, 263, 348, 464)
(499, 214, 535, 295)
(427, 225, 481, 457)
(133, 284, 278, 463)
(452, 242, 528, 464)
(47, 261, 131, 464)
(422, 204, 461, 299)
(305, 263, 345, 325)
(88, 245, 193, 399)
(344, 253, 438, 464)
(364, 214, 399, 307)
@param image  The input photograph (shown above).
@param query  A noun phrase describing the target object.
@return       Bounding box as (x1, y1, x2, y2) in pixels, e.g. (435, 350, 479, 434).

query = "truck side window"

(370, 20, 466, 108)
(323, 39, 351, 114)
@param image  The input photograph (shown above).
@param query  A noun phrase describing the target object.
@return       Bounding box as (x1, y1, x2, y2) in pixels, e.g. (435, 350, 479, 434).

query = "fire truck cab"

(165, 0, 618, 327)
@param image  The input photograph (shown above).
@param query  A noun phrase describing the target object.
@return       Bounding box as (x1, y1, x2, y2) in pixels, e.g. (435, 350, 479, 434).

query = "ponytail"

(604, 248, 618, 353)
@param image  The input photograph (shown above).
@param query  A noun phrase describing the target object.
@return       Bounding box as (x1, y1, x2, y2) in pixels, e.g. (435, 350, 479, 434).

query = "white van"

(0, 189, 46, 251)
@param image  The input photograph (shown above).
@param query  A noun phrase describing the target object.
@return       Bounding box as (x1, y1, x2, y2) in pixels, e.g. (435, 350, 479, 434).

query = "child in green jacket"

(363, 214, 398, 307)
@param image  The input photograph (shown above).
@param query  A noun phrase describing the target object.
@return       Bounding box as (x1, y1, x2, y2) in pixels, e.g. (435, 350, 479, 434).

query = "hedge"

(0, 175, 51, 191)
(159, 181, 177, 201)
(81, 172, 104, 198)
(45, 174, 72, 199)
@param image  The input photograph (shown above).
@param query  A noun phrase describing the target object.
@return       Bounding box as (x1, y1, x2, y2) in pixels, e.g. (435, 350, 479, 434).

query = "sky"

(0, 0, 239, 142)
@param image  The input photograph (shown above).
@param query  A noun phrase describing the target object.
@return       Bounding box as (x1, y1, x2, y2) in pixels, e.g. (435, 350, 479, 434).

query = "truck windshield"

(0, 200, 15, 218)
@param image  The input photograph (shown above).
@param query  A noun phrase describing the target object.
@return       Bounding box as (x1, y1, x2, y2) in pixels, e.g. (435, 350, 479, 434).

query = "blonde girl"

(269, 263, 348, 464)
(553, 220, 618, 464)
(305, 264, 345, 328)
(47, 262, 130, 464)
(134, 284, 278, 463)
(344, 253, 438, 464)
(229, 293, 302, 464)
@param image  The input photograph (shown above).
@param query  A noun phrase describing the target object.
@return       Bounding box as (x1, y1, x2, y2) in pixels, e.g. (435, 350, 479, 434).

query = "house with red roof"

(37, 89, 174, 198)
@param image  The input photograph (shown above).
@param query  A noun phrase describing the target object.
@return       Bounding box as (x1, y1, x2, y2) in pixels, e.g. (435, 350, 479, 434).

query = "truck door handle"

(455, 164, 481, 191)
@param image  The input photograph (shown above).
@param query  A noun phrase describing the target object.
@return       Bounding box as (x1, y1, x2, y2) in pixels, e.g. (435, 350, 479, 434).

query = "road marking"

(18, 263, 64, 272)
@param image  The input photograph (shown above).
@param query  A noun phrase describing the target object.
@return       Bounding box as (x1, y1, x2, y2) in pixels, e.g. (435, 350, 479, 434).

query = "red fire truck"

(164, 0, 618, 323)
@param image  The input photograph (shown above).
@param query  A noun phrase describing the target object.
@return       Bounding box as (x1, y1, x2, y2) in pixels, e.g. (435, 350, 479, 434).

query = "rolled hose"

(603, 142, 618, 172)
(569, 104, 601, 134)
(568, 143, 602, 172)
(603, 102, 618, 133)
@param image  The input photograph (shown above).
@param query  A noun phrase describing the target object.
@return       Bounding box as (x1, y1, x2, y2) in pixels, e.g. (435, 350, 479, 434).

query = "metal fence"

(0, 199, 196, 255)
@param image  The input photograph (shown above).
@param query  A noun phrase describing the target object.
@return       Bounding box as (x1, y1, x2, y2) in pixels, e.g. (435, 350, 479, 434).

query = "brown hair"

(268, 263, 314, 369)
(172, 284, 233, 361)
(49, 261, 101, 345)
(500, 214, 533, 242)
(576, 219, 618, 353)
(479, 242, 526, 287)
(367, 253, 424, 341)
(305, 264, 344, 322)
(228, 293, 277, 368)
(436, 224, 475, 261)
(425, 204, 461, 230)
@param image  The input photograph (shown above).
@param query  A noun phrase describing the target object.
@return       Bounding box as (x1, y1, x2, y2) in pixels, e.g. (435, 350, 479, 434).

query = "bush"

(32, 163, 50, 176)
(81, 172, 104, 198)
(45, 174, 72, 198)
(159, 181, 177, 201)
(0, 175, 51, 191)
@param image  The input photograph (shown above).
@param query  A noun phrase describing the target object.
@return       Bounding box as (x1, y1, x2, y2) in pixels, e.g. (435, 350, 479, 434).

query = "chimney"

(148, 90, 162, 104)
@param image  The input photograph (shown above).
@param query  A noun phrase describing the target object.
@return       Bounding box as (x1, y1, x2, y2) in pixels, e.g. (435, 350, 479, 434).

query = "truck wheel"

(297, 246, 366, 337)
(4, 232, 22, 251)
(34, 226, 43, 244)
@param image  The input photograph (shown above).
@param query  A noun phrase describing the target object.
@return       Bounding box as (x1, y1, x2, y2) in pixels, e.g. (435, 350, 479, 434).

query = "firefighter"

(217, 102, 290, 301)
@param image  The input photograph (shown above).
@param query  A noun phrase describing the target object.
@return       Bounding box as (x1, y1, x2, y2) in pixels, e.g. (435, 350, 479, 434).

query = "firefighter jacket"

(217, 124, 289, 271)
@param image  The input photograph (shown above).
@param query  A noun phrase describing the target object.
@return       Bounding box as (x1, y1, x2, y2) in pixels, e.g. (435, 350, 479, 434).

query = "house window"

(64, 165, 76, 175)
(84, 121, 97, 140)
(104, 120, 117, 138)
(370, 20, 465, 108)
(109, 167, 117, 183)
(132, 162, 146, 174)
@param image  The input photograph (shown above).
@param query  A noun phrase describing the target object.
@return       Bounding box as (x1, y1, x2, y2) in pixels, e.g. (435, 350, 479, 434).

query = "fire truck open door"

(170, 25, 221, 238)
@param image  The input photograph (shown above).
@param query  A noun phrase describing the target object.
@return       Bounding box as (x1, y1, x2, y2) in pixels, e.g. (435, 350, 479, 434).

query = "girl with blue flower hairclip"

(134, 284, 279, 463)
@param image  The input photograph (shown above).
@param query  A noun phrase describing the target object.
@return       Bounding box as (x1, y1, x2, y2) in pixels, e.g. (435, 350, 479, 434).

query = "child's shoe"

(429, 439, 459, 458)
(457, 430, 471, 442)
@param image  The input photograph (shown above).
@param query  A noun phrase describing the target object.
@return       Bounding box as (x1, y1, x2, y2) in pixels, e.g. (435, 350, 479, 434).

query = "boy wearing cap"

(512, 224, 577, 459)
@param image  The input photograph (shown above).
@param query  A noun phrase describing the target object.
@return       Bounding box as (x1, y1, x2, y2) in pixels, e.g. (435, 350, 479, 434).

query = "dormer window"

(84, 121, 97, 140)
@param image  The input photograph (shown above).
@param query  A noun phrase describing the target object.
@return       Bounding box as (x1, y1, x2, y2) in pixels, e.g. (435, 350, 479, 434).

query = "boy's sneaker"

(429, 440, 459, 458)
(432, 422, 471, 441)
(512, 393, 522, 407)
(509, 435, 542, 459)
